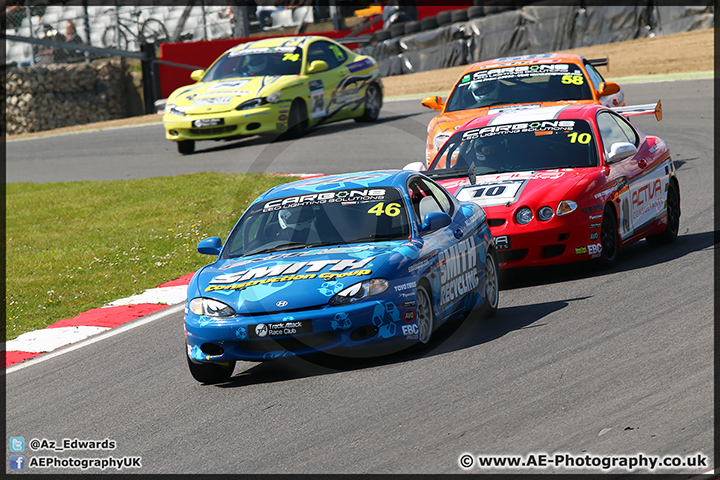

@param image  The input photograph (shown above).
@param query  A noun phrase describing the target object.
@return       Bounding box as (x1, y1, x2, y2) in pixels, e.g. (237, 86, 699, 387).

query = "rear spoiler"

(588, 57, 608, 67)
(612, 100, 663, 121)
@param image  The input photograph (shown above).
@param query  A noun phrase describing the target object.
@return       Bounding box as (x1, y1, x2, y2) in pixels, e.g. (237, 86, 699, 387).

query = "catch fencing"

(4, 4, 235, 67)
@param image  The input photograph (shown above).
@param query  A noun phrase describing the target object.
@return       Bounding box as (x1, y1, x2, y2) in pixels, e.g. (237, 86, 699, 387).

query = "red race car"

(405, 102, 680, 270)
(421, 53, 625, 163)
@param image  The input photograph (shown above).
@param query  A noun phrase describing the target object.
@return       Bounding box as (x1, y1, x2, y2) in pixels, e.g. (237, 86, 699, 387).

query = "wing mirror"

(307, 60, 328, 74)
(197, 236, 223, 255)
(421, 95, 445, 111)
(403, 161, 426, 171)
(467, 162, 476, 185)
(420, 212, 452, 233)
(598, 81, 620, 97)
(607, 142, 637, 163)
(190, 69, 205, 82)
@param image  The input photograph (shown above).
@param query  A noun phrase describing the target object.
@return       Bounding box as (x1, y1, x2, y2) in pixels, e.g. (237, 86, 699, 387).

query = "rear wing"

(588, 58, 608, 67)
(612, 100, 663, 121)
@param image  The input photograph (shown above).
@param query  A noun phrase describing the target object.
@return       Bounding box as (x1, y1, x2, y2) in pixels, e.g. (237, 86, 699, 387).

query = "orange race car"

(422, 53, 625, 163)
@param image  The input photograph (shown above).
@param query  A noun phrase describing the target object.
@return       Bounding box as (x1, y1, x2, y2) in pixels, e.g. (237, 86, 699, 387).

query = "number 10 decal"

(456, 179, 528, 207)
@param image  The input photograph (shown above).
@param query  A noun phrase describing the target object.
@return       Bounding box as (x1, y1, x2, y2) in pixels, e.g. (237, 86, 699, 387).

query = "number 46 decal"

(368, 202, 401, 216)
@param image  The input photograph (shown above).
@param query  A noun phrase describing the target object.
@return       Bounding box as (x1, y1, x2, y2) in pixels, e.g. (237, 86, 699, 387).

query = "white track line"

(5, 304, 184, 374)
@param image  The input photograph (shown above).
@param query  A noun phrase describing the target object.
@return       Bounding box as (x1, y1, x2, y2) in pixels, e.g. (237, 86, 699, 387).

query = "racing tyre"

(373, 30, 391, 42)
(468, 6, 485, 18)
(646, 183, 680, 246)
(416, 283, 434, 345)
(451, 9, 469, 23)
(404, 21, 421, 35)
(596, 205, 619, 269)
(389, 23, 405, 38)
(285, 99, 307, 138)
(436, 11, 453, 25)
(177, 140, 195, 155)
(186, 355, 235, 384)
(355, 83, 382, 122)
(420, 17, 439, 30)
(480, 249, 499, 318)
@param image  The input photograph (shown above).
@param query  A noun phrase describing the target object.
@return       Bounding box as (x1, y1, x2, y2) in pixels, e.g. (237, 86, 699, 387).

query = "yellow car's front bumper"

(163, 104, 289, 142)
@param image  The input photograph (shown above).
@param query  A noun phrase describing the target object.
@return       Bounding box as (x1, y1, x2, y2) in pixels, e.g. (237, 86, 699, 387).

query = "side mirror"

(598, 81, 620, 97)
(420, 211, 452, 233)
(197, 236, 223, 255)
(421, 95, 444, 111)
(190, 69, 205, 82)
(403, 161, 426, 171)
(307, 60, 328, 74)
(467, 162, 476, 185)
(607, 142, 637, 163)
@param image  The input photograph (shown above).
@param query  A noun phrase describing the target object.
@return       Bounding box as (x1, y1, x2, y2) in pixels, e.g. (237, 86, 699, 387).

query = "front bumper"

(163, 104, 287, 142)
(489, 211, 602, 269)
(185, 298, 420, 362)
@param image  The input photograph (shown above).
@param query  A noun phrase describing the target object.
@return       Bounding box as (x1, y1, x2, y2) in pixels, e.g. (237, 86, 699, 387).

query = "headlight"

(266, 91, 281, 103)
(434, 132, 451, 150)
(165, 104, 186, 117)
(188, 297, 236, 318)
(556, 200, 578, 216)
(329, 279, 389, 306)
(236, 98, 266, 110)
(537, 206, 554, 221)
(515, 207, 533, 225)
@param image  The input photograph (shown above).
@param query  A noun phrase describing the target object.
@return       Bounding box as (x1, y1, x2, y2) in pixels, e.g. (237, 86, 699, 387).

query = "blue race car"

(184, 169, 499, 383)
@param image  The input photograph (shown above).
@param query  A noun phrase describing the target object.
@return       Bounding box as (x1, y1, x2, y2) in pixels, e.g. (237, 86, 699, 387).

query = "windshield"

(429, 119, 599, 174)
(222, 187, 411, 258)
(202, 46, 303, 81)
(445, 63, 594, 112)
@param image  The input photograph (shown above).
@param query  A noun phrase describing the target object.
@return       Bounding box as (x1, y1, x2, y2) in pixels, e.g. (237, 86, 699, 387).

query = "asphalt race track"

(6, 79, 714, 474)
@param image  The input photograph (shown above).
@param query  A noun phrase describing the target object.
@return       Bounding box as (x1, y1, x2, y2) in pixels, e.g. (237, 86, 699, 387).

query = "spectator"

(56, 20, 84, 63)
(34, 24, 62, 65)
(4, 3, 26, 30)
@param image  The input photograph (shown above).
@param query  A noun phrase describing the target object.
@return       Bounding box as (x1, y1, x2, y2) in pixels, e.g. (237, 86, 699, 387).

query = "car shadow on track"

(499, 230, 715, 291)
(212, 296, 587, 389)
(188, 111, 429, 155)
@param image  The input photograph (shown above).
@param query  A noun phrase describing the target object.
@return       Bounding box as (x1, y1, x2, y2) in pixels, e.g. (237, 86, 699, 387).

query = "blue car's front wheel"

(416, 284, 434, 345)
(186, 354, 235, 384)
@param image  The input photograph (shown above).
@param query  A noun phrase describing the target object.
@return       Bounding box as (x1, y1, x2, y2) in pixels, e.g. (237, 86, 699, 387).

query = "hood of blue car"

(195, 243, 412, 315)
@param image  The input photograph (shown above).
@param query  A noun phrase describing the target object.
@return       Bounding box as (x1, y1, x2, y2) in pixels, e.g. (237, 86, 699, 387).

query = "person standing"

(59, 20, 84, 63)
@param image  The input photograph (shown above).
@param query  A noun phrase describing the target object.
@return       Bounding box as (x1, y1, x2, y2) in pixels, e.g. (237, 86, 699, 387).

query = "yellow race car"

(163, 35, 383, 154)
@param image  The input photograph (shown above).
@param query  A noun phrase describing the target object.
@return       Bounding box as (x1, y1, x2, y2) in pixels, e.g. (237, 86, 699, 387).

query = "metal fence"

(4, 4, 241, 67)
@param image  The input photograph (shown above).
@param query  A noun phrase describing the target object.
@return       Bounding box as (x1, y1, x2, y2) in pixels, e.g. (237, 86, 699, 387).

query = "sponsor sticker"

(248, 319, 312, 338)
(193, 96, 233, 106)
(347, 58, 374, 72)
(192, 118, 224, 128)
(494, 235, 511, 250)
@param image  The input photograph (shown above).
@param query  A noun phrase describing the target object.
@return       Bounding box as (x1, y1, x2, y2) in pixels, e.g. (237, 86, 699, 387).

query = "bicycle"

(101, 8, 168, 51)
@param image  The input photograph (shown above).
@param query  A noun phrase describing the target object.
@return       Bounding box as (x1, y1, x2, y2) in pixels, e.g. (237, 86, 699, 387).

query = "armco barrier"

(157, 30, 364, 99)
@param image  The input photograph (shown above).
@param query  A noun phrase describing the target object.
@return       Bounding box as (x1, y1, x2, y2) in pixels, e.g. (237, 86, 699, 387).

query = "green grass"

(5, 173, 298, 341)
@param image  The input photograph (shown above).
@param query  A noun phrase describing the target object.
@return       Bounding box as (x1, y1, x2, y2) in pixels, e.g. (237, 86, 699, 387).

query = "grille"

(189, 125, 237, 136)
(498, 249, 528, 263)
(488, 218, 506, 227)
(240, 332, 335, 352)
(541, 245, 566, 258)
